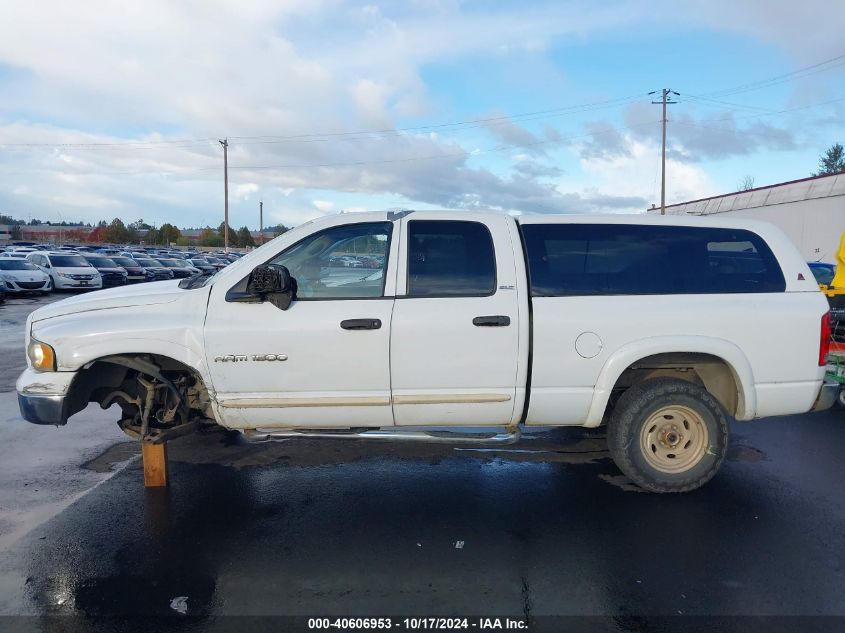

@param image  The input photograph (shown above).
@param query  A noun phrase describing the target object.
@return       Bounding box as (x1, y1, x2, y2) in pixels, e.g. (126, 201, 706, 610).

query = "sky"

(0, 0, 843, 230)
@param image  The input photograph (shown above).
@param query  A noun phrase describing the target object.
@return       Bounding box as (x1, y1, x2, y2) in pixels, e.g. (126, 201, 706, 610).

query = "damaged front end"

(18, 354, 217, 443)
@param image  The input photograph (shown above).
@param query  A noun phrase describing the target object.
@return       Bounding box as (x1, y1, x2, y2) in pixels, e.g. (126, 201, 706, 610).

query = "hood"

(1, 269, 49, 281)
(31, 279, 185, 322)
(53, 266, 100, 275)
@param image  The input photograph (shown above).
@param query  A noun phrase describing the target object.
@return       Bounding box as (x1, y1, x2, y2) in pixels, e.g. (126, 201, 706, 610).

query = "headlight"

(57, 272, 69, 278)
(28, 339, 56, 371)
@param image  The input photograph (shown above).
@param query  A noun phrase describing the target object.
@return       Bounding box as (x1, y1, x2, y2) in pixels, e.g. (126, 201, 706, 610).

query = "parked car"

(0, 252, 29, 259)
(0, 259, 52, 294)
(203, 257, 229, 270)
(132, 257, 174, 281)
(808, 261, 836, 287)
(186, 258, 217, 274)
(82, 256, 129, 288)
(15, 213, 837, 494)
(26, 251, 102, 290)
(357, 256, 381, 268)
(155, 258, 200, 279)
(331, 255, 363, 268)
(110, 256, 148, 283)
(0, 278, 6, 303)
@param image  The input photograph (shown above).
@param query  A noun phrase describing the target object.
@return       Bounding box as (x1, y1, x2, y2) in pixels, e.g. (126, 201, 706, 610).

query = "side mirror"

(246, 264, 296, 310)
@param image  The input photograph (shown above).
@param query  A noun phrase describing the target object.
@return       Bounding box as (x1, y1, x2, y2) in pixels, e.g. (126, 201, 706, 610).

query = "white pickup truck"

(16, 211, 835, 492)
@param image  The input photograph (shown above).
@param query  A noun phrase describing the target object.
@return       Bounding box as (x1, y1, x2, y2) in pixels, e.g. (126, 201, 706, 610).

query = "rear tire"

(607, 378, 729, 493)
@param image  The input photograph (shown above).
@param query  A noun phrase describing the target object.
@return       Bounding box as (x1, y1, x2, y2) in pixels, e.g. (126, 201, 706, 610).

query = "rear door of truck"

(389, 213, 529, 426)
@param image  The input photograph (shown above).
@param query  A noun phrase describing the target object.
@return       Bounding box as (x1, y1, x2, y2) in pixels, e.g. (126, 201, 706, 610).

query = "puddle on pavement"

(26, 574, 216, 616)
(165, 428, 612, 470)
(727, 446, 766, 462)
(81, 442, 139, 473)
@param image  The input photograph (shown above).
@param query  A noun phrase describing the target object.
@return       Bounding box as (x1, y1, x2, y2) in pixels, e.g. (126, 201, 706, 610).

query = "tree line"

(0, 215, 289, 247)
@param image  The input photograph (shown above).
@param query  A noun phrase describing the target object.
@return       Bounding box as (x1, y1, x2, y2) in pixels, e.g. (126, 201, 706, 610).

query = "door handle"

(341, 318, 382, 330)
(472, 315, 511, 327)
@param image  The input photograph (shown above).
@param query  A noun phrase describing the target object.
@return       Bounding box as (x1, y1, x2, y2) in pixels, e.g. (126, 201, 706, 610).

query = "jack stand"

(141, 442, 168, 487)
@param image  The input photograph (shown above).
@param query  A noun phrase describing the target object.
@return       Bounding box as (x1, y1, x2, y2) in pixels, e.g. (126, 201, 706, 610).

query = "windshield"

(112, 257, 137, 267)
(85, 257, 119, 267)
(134, 258, 160, 267)
(50, 255, 91, 267)
(0, 260, 38, 271)
(190, 259, 209, 265)
(156, 259, 182, 268)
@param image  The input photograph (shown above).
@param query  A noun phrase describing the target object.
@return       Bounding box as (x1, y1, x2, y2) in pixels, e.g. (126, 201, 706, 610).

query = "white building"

(648, 173, 845, 262)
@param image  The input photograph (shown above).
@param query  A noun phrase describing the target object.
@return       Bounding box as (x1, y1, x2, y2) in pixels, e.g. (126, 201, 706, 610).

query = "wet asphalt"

(1, 294, 844, 631)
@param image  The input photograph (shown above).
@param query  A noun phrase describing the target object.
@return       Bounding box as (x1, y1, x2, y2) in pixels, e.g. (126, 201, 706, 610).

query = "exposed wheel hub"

(639, 406, 709, 474)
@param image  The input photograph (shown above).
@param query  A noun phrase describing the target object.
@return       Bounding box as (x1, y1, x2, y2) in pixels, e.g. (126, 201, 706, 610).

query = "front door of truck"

(204, 220, 398, 430)
(390, 214, 523, 426)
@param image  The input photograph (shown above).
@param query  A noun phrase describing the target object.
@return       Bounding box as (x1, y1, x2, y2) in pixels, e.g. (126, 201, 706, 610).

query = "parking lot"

(1, 292, 844, 630)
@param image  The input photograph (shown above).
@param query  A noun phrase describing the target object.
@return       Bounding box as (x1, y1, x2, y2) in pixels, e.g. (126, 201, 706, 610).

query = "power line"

(698, 53, 845, 99)
(227, 95, 645, 143)
(681, 94, 777, 114)
(0, 95, 644, 151)
(0, 120, 662, 176)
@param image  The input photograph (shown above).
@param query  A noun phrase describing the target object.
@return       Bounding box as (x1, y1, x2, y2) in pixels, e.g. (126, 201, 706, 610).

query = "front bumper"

(16, 368, 76, 425)
(812, 381, 839, 412)
(4, 279, 49, 293)
(18, 393, 67, 425)
(55, 278, 102, 289)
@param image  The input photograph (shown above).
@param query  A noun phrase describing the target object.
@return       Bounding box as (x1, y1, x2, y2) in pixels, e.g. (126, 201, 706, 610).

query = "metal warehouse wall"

(652, 174, 845, 263)
(720, 197, 845, 262)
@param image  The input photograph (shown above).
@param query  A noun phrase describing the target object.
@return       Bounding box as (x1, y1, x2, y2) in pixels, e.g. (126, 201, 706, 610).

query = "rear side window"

(407, 221, 496, 296)
(522, 224, 785, 296)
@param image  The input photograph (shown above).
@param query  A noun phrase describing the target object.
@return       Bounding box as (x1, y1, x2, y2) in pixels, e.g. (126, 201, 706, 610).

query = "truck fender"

(584, 335, 756, 427)
(62, 338, 214, 394)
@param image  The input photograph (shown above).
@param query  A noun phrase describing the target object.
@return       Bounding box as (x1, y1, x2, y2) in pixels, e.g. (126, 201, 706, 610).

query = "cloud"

(480, 117, 541, 150)
(0, 0, 838, 227)
(513, 160, 564, 178)
(579, 122, 632, 160)
(580, 102, 799, 165)
(234, 183, 259, 200)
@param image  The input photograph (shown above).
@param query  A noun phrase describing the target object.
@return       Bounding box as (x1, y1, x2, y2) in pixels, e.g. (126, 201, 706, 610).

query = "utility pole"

(219, 138, 229, 250)
(259, 200, 263, 246)
(649, 89, 679, 215)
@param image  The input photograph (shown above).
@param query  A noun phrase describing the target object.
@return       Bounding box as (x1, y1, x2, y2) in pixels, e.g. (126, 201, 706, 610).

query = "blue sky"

(0, 0, 843, 229)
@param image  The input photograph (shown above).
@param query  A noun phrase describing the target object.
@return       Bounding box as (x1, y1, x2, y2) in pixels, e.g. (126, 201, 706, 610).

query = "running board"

(242, 427, 521, 445)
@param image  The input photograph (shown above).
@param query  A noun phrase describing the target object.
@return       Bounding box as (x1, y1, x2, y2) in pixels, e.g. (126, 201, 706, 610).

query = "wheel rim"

(639, 405, 709, 474)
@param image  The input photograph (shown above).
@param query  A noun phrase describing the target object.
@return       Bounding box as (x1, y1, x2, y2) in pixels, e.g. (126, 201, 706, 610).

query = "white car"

(26, 251, 102, 290)
(15, 211, 835, 493)
(0, 259, 52, 294)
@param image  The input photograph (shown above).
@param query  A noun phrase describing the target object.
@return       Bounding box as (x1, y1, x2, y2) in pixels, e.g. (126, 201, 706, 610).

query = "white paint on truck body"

(18, 211, 829, 431)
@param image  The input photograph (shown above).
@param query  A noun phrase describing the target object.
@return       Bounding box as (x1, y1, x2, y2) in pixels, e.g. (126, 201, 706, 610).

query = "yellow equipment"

(831, 231, 845, 291)
(820, 231, 845, 317)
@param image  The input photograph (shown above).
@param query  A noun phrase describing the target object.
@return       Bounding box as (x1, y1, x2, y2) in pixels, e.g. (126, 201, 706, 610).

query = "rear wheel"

(607, 378, 729, 493)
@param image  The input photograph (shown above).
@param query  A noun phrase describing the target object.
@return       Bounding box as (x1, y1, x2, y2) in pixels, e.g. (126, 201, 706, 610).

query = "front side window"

(407, 221, 496, 297)
(522, 224, 786, 296)
(269, 222, 392, 299)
